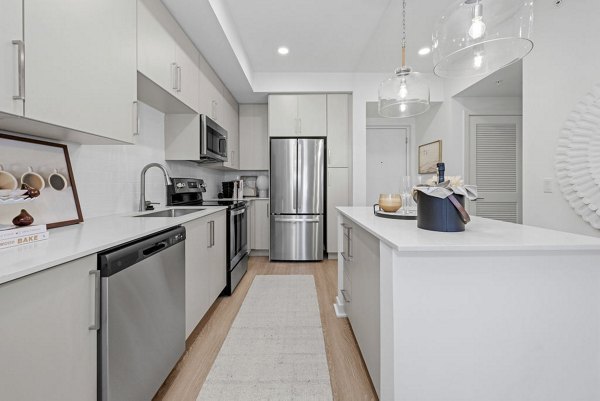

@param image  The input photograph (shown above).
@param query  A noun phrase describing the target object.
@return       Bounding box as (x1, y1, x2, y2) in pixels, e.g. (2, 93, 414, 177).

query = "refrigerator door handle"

(274, 217, 320, 223)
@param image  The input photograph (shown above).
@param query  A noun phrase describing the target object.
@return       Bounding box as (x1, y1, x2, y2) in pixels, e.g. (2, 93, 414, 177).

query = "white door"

(268, 95, 298, 136)
(198, 59, 224, 121)
(253, 200, 270, 250)
(298, 94, 327, 136)
(469, 115, 522, 223)
(366, 127, 408, 205)
(25, 0, 137, 143)
(0, 255, 97, 401)
(183, 217, 210, 337)
(327, 167, 349, 253)
(208, 211, 227, 302)
(0, 0, 23, 116)
(239, 104, 269, 170)
(327, 94, 350, 167)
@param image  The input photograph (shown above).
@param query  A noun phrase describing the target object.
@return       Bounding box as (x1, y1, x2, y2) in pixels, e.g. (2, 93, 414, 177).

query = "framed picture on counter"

(0, 132, 84, 229)
(418, 140, 442, 174)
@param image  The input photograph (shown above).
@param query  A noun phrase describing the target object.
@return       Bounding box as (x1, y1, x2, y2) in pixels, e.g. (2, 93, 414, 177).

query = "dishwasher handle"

(142, 241, 167, 257)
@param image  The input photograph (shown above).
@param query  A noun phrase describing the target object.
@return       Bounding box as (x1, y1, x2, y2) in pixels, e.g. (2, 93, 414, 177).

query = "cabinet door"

(253, 200, 270, 250)
(0, 0, 23, 116)
(0, 255, 97, 401)
(183, 217, 210, 338)
(268, 94, 298, 136)
(137, 0, 177, 93)
(327, 94, 350, 167)
(174, 36, 199, 111)
(221, 93, 239, 169)
(298, 94, 327, 137)
(208, 211, 227, 302)
(25, 0, 137, 143)
(239, 104, 269, 170)
(198, 57, 225, 122)
(327, 168, 349, 253)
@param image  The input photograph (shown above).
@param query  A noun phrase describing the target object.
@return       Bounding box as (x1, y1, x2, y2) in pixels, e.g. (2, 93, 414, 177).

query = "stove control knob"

(176, 182, 185, 189)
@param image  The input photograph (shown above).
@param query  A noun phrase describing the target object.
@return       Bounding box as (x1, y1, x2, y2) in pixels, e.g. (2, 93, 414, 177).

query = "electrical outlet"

(543, 178, 554, 193)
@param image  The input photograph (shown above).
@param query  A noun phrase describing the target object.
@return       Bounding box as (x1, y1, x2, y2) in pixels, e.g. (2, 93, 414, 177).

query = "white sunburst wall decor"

(556, 83, 600, 230)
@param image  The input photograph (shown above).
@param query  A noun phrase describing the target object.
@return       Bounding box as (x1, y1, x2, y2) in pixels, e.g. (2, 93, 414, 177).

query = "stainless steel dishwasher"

(98, 226, 186, 401)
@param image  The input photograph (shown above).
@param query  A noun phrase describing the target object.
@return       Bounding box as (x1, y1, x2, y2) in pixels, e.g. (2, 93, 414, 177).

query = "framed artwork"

(0, 132, 84, 229)
(418, 140, 442, 174)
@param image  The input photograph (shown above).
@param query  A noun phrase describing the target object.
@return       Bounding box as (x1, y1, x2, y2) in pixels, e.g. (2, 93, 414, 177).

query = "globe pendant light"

(378, 0, 430, 118)
(432, 0, 534, 79)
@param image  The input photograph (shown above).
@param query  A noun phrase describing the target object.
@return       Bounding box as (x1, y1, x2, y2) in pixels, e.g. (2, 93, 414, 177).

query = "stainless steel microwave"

(200, 114, 228, 163)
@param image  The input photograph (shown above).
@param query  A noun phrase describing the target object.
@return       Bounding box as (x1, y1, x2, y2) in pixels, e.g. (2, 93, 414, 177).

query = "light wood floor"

(153, 256, 378, 401)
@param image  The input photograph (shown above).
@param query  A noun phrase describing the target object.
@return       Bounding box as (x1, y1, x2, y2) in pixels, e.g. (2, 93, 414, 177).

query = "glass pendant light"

(378, 0, 430, 118)
(432, 0, 534, 79)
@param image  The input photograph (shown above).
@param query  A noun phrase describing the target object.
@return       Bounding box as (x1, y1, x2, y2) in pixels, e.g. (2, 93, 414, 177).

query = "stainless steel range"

(167, 177, 248, 294)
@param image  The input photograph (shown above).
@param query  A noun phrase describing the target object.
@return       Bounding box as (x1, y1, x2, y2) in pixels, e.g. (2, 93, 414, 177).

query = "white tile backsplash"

(68, 103, 225, 218)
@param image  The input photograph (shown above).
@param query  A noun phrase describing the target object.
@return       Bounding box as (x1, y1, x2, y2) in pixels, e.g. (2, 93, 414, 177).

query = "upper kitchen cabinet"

(137, 0, 199, 113)
(268, 94, 326, 137)
(0, 0, 137, 144)
(220, 88, 240, 170)
(239, 104, 269, 170)
(0, 0, 24, 117)
(198, 56, 226, 123)
(327, 94, 351, 167)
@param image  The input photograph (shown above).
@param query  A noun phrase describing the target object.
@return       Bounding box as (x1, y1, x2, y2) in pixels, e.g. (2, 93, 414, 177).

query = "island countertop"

(337, 206, 600, 252)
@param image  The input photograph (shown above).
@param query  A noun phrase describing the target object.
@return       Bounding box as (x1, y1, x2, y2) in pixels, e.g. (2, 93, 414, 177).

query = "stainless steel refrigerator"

(270, 138, 325, 261)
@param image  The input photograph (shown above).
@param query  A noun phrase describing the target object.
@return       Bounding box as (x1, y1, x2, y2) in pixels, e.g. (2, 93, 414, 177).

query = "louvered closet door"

(469, 116, 522, 223)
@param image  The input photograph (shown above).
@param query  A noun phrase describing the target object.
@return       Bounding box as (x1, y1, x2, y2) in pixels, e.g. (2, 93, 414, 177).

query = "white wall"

(522, 0, 600, 237)
(68, 103, 224, 218)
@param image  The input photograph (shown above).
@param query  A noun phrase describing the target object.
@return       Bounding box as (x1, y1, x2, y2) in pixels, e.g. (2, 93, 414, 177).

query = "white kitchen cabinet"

(0, 0, 136, 144)
(198, 56, 225, 122)
(207, 210, 227, 302)
(327, 94, 351, 167)
(137, 0, 199, 113)
(0, 255, 98, 401)
(220, 90, 240, 170)
(239, 104, 269, 170)
(0, 0, 24, 117)
(183, 211, 227, 338)
(268, 94, 326, 137)
(327, 168, 349, 254)
(342, 220, 381, 395)
(252, 200, 270, 250)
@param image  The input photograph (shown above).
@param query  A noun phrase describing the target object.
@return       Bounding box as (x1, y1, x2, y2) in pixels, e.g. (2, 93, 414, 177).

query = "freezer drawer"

(270, 215, 324, 261)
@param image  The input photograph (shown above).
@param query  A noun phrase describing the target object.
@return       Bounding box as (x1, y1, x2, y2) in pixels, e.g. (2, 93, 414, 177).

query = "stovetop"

(196, 200, 247, 208)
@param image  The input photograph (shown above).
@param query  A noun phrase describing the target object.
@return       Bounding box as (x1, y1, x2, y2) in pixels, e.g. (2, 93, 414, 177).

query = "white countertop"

(0, 206, 227, 285)
(337, 207, 600, 252)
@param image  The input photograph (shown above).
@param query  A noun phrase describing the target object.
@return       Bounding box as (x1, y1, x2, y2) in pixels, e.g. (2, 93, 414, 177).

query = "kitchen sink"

(134, 208, 203, 218)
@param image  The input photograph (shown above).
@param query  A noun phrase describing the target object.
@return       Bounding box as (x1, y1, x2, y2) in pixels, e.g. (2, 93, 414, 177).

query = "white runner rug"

(197, 275, 333, 401)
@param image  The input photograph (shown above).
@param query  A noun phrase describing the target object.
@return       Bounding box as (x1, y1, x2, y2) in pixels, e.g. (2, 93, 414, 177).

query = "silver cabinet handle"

(340, 289, 350, 303)
(177, 65, 182, 92)
(171, 63, 178, 90)
(132, 101, 139, 136)
(12, 40, 25, 100)
(89, 270, 100, 331)
(211, 220, 215, 247)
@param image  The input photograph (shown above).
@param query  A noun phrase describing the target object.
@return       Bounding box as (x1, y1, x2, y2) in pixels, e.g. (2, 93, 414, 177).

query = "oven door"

(229, 205, 248, 267)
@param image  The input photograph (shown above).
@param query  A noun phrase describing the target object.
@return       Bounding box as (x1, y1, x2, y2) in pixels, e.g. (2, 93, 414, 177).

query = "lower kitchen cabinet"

(342, 220, 381, 396)
(327, 167, 350, 254)
(249, 199, 270, 251)
(0, 255, 98, 401)
(183, 210, 226, 337)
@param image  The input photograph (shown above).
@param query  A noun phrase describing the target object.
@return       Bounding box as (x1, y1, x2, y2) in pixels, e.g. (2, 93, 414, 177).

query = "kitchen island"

(335, 207, 600, 401)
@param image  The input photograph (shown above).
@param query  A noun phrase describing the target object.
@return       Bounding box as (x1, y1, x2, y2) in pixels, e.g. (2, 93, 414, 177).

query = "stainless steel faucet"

(139, 163, 173, 211)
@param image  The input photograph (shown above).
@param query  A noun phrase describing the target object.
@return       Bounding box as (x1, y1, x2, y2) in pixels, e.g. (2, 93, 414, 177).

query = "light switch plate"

(543, 178, 554, 193)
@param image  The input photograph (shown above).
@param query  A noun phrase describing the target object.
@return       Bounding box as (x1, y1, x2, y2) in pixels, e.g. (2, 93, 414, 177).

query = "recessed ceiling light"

(418, 47, 431, 56)
(277, 46, 289, 55)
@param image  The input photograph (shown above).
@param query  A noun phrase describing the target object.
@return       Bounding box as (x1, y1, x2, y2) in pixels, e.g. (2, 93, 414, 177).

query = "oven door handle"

(231, 208, 246, 217)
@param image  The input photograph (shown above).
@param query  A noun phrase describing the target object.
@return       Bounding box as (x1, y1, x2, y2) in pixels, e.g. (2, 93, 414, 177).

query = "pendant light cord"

(401, 0, 407, 67)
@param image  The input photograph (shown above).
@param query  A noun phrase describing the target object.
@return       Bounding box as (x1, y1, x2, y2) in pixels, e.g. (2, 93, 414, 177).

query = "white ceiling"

(457, 61, 523, 97)
(162, 0, 455, 102)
